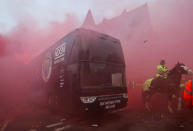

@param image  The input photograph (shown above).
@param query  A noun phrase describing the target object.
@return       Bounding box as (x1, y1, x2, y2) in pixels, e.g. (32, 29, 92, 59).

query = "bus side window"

(69, 42, 79, 64)
(67, 64, 79, 91)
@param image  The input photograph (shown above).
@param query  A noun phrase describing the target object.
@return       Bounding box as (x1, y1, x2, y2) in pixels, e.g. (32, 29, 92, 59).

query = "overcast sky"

(0, 0, 151, 33)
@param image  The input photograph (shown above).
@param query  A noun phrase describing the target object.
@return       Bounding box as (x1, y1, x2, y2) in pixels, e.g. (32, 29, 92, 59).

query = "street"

(1, 105, 193, 131)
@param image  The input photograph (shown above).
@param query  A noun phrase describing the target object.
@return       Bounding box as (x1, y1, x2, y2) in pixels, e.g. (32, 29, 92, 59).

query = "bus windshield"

(80, 62, 126, 89)
(80, 36, 124, 64)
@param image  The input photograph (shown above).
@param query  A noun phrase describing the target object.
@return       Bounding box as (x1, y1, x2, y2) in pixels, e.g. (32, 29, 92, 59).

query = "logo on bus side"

(55, 43, 66, 60)
(54, 43, 66, 64)
(42, 52, 52, 82)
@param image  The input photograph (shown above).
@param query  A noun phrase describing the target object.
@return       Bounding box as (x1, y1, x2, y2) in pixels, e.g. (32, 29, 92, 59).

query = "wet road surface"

(1, 105, 193, 131)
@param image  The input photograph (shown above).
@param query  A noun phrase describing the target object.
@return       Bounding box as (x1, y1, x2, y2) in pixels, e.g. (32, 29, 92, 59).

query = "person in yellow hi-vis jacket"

(150, 60, 168, 90)
(156, 60, 168, 79)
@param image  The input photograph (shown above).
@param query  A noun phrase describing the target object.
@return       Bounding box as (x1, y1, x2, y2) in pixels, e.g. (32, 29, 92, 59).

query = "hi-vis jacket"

(184, 80, 193, 109)
(156, 65, 168, 78)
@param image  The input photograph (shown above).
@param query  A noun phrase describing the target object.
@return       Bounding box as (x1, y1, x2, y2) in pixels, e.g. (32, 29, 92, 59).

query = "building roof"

(81, 10, 96, 29)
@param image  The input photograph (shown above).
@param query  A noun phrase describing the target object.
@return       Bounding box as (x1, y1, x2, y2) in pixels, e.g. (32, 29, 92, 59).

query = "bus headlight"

(80, 96, 96, 104)
(122, 93, 128, 99)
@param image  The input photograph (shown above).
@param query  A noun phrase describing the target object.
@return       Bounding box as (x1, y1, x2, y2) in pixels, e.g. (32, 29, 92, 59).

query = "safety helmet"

(160, 59, 165, 65)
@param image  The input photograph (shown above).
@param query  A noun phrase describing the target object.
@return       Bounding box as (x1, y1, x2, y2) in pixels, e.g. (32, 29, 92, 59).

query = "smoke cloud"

(0, 35, 6, 57)
(0, 0, 193, 115)
(0, 13, 79, 117)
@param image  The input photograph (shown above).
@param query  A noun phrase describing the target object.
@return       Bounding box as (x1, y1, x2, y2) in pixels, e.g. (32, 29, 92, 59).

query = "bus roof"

(75, 28, 120, 43)
(30, 28, 124, 64)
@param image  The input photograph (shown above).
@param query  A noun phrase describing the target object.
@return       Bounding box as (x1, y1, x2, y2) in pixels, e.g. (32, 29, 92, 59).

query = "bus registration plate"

(99, 100, 121, 109)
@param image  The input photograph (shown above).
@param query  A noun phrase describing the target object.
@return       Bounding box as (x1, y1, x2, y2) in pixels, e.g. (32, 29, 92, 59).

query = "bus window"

(69, 42, 80, 64)
(80, 62, 125, 89)
(68, 63, 80, 90)
(112, 73, 123, 86)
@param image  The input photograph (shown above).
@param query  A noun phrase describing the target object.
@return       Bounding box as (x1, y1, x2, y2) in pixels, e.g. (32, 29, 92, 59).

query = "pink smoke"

(4, 14, 78, 62)
(0, 0, 193, 114)
(81, 0, 193, 109)
(0, 13, 79, 116)
(0, 35, 6, 57)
